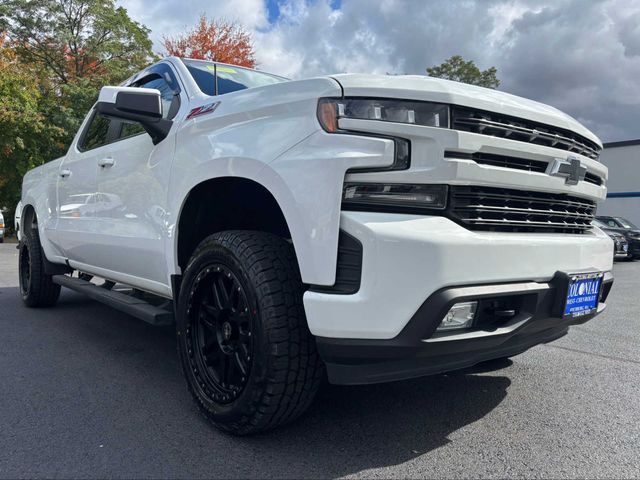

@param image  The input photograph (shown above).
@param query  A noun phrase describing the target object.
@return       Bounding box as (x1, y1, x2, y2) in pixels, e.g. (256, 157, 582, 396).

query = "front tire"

(176, 231, 324, 435)
(19, 226, 61, 307)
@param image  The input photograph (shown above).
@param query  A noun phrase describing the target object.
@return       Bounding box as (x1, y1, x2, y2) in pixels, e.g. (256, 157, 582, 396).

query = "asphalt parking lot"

(1, 243, 639, 479)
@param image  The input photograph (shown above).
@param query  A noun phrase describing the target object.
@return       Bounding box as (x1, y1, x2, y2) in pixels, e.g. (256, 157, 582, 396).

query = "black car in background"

(593, 219, 630, 260)
(595, 216, 640, 260)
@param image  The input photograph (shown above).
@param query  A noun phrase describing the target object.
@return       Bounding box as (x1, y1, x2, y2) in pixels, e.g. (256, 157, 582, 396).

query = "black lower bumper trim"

(316, 271, 614, 385)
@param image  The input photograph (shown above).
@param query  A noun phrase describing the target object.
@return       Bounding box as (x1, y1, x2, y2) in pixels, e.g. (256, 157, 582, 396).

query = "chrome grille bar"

(451, 107, 601, 161)
(448, 186, 596, 234)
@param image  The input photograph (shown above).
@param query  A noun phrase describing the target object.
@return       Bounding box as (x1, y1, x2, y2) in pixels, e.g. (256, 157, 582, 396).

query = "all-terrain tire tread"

(182, 231, 324, 434)
(21, 227, 60, 307)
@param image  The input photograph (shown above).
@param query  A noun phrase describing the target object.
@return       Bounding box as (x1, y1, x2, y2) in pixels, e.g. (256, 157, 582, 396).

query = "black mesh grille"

(584, 172, 603, 186)
(451, 107, 601, 160)
(448, 186, 596, 234)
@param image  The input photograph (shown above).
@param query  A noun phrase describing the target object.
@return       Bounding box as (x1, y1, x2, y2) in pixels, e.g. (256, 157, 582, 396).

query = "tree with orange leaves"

(163, 16, 256, 68)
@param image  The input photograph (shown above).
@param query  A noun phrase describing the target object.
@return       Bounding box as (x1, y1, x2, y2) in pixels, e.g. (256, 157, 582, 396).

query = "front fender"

(166, 131, 395, 286)
(265, 130, 395, 285)
(168, 75, 396, 286)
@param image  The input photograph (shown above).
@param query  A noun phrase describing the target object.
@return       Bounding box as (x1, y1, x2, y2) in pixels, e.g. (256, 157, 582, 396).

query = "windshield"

(181, 59, 288, 96)
(616, 217, 638, 229)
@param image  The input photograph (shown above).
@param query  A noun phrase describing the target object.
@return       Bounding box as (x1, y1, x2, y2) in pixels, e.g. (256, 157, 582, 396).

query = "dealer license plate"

(564, 273, 603, 317)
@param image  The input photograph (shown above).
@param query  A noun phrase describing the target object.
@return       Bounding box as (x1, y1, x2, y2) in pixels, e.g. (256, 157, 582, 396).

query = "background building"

(597, 139, 640, 226)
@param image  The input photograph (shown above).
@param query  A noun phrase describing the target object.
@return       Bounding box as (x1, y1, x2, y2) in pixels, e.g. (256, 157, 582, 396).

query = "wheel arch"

(18, 203, 71, 275)
(174, 176, 296, 275)
(20, 203, 37, 235)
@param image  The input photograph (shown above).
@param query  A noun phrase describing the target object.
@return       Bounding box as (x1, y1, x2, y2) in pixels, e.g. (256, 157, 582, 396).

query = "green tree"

(427, 55, 500, 89)
(0, 0, 154, 85)
(0, 40, 65, 229)
(0, 0, 156, 223)
(0, 0, 155, 144)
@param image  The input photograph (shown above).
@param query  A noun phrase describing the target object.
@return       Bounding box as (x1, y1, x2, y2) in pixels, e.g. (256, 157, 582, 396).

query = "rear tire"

(19, 226, 61, 307)
(176, 231, 324, 435)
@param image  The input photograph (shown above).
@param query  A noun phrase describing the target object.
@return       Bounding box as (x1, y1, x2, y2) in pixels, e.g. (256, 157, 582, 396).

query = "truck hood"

(331, 74, 601, 147)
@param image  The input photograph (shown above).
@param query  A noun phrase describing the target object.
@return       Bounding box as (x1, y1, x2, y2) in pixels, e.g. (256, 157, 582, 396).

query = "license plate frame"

(563, 272, 603, 318)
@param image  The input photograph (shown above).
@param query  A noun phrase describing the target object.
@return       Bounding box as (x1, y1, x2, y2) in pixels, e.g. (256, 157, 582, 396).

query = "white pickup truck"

(19, 57, 614, 434)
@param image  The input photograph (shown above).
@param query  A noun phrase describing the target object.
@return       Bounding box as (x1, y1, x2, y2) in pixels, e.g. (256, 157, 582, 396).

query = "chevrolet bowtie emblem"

(550, 156, 587, 185)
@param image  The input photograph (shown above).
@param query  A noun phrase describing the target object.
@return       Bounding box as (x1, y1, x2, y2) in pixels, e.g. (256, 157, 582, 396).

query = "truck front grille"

(444, 151, 605, 186)
(448, 186, 596, 234)
(584, 172, 603, 186)
(451, 107, 601, 160)
(446, 151, 548, 173)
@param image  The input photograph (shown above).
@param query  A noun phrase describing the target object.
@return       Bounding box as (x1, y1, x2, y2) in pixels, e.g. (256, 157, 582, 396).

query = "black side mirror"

(96, 86, 172, 145)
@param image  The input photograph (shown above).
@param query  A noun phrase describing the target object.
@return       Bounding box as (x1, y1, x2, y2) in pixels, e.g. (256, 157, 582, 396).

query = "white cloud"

(119, 0, 640, 141)
(118, 0, 268, 53)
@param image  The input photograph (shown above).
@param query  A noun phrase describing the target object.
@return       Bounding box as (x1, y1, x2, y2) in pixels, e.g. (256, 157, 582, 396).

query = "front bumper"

(614, 240, 630, 258)
(304, 212, 614, 339)
(627, 238, 640, 257)
(317, 273, 614, 385)
(303, 211, 614, 385)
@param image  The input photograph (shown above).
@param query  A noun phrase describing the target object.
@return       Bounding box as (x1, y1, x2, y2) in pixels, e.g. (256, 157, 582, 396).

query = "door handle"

(98, 157, 115, 168)
(59, 169, 72, 178)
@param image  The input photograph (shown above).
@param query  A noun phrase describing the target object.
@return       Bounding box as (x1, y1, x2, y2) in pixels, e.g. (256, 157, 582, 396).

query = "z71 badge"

(186, 101, 221, 120)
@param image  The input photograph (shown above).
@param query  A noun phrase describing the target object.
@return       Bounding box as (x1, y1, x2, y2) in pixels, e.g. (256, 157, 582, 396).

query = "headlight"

(318, 98, 450, 132)
(342, 183, 447, 212)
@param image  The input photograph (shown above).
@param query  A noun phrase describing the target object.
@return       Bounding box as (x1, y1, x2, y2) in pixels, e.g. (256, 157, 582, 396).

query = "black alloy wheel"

(186, 264, 254, 403)
(18, 221, 60, 307)
(176, 231, 324, 435)
(19, 242, 31, 297)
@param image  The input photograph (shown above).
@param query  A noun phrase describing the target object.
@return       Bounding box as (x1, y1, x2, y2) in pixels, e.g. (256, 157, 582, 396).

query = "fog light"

(437, 301, 478, 331)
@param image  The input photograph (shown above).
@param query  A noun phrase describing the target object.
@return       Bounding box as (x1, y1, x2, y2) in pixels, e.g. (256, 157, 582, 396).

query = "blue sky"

(265, 0, 281, 23)
(121, 0, 640, 142)
(265, 0, 342, 23)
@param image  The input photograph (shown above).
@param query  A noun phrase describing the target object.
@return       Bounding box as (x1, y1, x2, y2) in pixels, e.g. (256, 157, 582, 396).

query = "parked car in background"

(15, 201, 22, 242)
(610, 232, 630, 260)
(0, 211, 4, 243)
(596, 216, 640, 259)
(593, 219, 630, 260)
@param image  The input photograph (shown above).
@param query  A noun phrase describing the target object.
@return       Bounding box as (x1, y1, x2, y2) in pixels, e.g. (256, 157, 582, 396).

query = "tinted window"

(136, 75, 175, 119)
(185, 64, 216, 96)
(81, 112, 111, 150)
(182, 59, 287, 96)
(119, 121, 145, 139)
(606, 219, 620, 228)
(616, 217, 638, 229)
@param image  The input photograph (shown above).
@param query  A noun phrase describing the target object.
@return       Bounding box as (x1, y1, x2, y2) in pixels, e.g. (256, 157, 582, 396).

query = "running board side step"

(52, 275, 174, 326)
